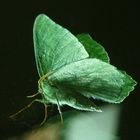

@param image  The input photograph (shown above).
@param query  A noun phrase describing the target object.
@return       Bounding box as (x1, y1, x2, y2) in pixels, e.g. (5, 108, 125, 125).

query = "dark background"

(0, 0, 139, 139)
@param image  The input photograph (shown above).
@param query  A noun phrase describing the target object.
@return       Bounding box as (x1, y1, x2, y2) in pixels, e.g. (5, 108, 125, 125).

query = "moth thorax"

(38, 80, 46, 92)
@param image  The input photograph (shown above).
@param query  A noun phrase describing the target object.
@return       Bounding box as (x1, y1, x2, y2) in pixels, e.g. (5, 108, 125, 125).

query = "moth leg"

(27, 92, 40, 98)
(40, 103, 48, 125)
(9, 99, 43, 119)
(57, 102, 63, 124)
(55, 93, 63, 124)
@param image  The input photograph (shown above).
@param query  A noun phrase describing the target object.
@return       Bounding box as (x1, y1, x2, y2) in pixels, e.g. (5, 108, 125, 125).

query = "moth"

(10, 14, 136, 123)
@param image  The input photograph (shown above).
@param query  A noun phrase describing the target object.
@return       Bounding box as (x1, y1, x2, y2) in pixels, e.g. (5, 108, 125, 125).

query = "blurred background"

(0, 0, 139, 140)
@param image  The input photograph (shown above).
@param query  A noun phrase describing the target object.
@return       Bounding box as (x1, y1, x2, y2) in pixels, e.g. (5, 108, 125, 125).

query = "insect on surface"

(11, 14, 137, 123)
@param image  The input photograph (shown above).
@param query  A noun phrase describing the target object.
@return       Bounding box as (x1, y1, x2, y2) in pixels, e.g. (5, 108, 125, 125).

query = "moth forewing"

(33, 14, 89, 77)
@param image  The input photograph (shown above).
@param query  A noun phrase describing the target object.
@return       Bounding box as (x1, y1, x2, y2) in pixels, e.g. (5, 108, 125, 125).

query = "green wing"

(33, 14, 89, 77)
(77, 34, 110, 63)
(41, 81, 101, 112)
(48, 58, 136, 103)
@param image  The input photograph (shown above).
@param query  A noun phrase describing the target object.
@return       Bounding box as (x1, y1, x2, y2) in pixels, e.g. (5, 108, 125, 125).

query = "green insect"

(11, 14, 136, 123)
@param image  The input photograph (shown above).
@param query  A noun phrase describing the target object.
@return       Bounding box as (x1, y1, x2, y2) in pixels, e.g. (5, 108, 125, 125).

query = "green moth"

(33, 14, 136, 114)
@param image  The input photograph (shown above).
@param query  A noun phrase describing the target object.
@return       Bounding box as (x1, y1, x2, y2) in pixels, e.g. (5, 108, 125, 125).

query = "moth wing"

(77, 33, 110, 63)
(48, 58, 136, 103)
(42, 81, 100, 111)
(59, 88, 101, 112)
(33, 14, 89, 77)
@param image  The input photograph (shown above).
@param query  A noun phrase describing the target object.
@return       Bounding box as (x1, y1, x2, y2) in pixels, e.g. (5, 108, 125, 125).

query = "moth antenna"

(55, 93, 63, 124)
